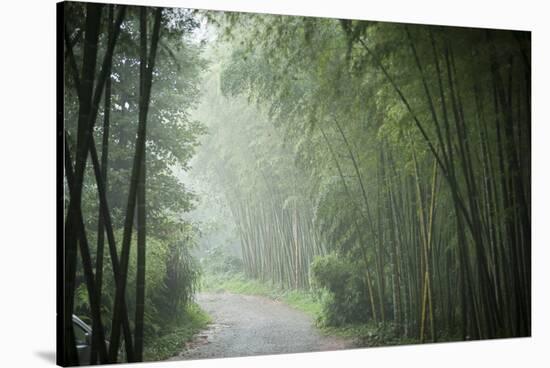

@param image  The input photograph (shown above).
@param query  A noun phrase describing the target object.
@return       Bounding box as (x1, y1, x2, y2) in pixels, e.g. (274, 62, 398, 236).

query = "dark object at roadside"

(72, 315, 112, 365)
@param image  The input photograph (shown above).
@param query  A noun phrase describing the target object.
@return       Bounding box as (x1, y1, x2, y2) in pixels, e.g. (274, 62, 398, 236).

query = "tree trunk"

(109, 8, 162, 362)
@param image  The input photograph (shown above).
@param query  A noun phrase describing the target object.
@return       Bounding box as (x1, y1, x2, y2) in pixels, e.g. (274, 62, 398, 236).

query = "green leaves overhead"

(204, 12, 530, 341)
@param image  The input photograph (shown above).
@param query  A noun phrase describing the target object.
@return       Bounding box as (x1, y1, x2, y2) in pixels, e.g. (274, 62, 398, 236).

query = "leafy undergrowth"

(143, 303, 210, 361)
(321, 323, 418, 347)
(322, 323, 466, 347)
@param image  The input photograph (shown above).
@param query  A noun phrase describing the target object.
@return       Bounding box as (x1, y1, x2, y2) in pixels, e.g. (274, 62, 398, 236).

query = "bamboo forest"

(60, 2, 531, 366)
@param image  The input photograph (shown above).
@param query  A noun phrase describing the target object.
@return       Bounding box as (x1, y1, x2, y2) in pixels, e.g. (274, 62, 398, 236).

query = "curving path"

(167, 292, 354, 361)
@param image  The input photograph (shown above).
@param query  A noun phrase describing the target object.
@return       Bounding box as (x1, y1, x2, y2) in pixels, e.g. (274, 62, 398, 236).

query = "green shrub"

(322, 321, 408, 347)
(200, 245, 244, 276)
(73, 229, 203, 346)
(311, 253, 372, 327)
(156, 238, 202, 327)
(143, 303, 210, 361)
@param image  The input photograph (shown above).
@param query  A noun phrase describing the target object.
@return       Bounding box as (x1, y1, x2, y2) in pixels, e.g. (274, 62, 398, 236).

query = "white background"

(0, 0, 547, 367)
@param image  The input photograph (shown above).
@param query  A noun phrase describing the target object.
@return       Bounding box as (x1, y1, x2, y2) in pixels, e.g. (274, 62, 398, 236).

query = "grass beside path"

(201, 272, 323, 318)
(144, 303, 210, 361)
(200, 271, 425, 348)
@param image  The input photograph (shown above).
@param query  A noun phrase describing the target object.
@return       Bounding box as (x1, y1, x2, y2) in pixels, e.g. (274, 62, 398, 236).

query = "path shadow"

(35, 351, 56, 364)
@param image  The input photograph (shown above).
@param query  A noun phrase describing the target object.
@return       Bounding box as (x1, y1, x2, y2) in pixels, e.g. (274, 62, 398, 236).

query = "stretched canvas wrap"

(58, 0, 531, 366)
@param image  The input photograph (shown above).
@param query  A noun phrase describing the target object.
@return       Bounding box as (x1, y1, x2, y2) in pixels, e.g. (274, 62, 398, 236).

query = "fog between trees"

(63, 3, 530, 364)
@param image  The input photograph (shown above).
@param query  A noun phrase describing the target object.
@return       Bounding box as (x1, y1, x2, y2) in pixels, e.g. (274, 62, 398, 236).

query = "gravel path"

(167, 292, 353, 361)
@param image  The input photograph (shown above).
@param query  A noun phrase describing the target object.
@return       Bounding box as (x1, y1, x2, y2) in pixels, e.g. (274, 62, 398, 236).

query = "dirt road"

(167, 292, 353, 361)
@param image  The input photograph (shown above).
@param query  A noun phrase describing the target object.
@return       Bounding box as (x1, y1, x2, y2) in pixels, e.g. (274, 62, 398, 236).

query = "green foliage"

(311, 254, 371, 326)
(322, 322, 411, 347)
(67, 5, 530, 359)
(65, 6, 210, 362)
(203, 11, 531, 342)
(159, 233, 202, 323)
(202, 271, 323, 319)
(200, 245, 244, 276)
(64, 5, 208, 236)
(192, 54, 325, 290)
(143, 303, 210, 361)
(75, 227, 200, 347)
(200, 246, 323, 318)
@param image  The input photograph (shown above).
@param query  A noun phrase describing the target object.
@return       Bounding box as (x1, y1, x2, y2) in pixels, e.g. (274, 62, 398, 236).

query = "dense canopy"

(61, 2, 530, 365)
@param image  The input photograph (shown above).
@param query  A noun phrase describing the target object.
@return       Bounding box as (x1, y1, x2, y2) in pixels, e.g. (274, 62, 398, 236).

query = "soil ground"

(167, 291, 354, 361)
